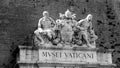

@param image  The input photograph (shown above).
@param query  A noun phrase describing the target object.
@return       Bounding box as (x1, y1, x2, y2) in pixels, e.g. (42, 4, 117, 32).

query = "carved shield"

(60, 20, 74, 43)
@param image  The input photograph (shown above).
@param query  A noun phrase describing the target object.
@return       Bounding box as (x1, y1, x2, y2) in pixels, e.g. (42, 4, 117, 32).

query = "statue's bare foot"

(87, 44, 96, 48)
(82, 44, 88, 47)
(57, 43, 64, 48)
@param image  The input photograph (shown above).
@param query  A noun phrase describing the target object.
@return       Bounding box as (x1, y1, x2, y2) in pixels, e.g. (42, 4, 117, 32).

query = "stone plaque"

(39, 49, 97, 64)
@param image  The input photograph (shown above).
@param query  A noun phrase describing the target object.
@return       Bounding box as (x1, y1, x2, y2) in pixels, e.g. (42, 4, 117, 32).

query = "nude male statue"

(34, 11, 56, 45)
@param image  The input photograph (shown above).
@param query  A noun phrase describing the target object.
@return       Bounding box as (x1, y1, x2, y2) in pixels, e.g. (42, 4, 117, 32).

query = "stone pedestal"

(17, 46, 116, 68)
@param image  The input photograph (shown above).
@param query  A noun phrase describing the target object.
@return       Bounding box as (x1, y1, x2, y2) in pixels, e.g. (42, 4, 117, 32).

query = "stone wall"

(0, 0, 119, 68)
(18, 46, 115, 68)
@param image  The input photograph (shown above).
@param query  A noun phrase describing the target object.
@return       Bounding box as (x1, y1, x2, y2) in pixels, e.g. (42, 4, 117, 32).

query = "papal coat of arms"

(34, 9, 98, 48)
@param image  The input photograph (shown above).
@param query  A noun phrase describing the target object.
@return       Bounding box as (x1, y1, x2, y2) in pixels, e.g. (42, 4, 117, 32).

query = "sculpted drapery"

(34, 9, 98, 48)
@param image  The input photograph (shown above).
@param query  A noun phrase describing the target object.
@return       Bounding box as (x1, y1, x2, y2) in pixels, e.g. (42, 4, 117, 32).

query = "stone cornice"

(18, 45, 114, 52)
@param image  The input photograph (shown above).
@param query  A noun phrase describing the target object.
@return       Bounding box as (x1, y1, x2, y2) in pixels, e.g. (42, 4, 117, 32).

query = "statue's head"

(65, 9, 72, 18)
(43, 11, 49, 17)
(86, 14, 93, 22)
